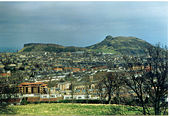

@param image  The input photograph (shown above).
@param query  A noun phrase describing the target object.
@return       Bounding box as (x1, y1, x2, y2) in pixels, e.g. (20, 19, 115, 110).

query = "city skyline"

(0, 1, 168, 49)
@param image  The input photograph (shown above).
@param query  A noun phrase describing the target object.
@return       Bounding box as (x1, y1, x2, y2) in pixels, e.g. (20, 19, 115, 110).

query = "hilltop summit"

(87, 36, 152, 54)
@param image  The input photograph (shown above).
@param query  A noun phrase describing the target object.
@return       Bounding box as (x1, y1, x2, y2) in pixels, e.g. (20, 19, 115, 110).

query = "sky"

(0, 1, 168, 49)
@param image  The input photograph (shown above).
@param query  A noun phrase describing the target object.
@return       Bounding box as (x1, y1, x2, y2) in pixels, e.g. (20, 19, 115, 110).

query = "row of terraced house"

(0, 80, 101, 105)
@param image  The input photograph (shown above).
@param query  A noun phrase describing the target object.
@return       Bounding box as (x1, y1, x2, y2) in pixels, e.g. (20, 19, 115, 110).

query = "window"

(26, 87, 28, 93)
(65, 97, 70, 99)
(78, 97, 82, 99)
(75, 90, 80, 93)
(50, 95, 55, 98)
(85, 96, 88, 98)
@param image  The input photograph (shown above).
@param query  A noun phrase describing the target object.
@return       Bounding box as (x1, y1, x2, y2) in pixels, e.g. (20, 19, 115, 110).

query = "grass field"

(0, 103, 145, 115)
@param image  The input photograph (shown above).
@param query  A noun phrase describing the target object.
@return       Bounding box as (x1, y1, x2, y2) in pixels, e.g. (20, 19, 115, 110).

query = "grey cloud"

(0, 1, 168, 48)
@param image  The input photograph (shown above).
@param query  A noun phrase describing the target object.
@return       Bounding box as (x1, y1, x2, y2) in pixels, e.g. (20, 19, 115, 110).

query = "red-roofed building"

(18, 82, 48, 94)
(73, 68, 80, 72)
(81, 68, 86, 71)
(0, 72, 11, 77)
(53, 67, 63, 71)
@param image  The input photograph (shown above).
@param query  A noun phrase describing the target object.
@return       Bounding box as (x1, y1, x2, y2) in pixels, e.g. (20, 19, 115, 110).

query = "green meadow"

(0, 103, 145, 115)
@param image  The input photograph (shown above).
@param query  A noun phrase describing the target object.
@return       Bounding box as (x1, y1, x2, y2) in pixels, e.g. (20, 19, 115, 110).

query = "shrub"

(57, 99, 106, 104)
(21, 98, 28, 105)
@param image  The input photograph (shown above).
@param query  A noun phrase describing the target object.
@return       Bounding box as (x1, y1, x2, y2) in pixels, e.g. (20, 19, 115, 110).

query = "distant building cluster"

(0, 51, 152, 104)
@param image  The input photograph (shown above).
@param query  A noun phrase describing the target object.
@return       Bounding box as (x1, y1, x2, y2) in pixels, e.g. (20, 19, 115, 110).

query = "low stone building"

(18, 82, 48, 94)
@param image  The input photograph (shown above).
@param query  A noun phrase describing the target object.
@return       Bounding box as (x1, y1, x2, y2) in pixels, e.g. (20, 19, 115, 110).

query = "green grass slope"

(19, 43, 85, 53)
(19, 36, 153, 55)
(0, 103, 147, 115)
(87, 36, 153, 55)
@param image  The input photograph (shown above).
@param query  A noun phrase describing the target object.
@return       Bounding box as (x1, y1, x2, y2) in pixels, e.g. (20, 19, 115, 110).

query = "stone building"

(18, 82, 48, 94)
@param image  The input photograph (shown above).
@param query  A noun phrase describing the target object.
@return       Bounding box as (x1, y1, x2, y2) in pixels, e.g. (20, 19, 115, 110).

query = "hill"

(87, 36, 153, 54)
(19, 43, 85, 53)
(19, 36, 153, 55)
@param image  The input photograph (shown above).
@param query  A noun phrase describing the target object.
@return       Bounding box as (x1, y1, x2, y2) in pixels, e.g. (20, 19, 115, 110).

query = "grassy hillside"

(87, 36, 153, 54)
(19, 43, 85, 53)
(0, 103, 147, 115)
(19, 36, 153, 55)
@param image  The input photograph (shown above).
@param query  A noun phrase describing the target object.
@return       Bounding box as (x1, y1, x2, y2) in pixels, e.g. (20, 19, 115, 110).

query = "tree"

(95, 71, 122, 104)
(82, 75, 91, 103)
(0, 71, 24, 101)
(68, 73, 76, 103)
(145, 44, 168, 115)
(47, 76, 54, 103)
(96, 79, 106, 104)
(123, 44, 168, 115)
(47, 75, 59, 103)
(0, 71, 24, 113)
(123, 71, 149, 115)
